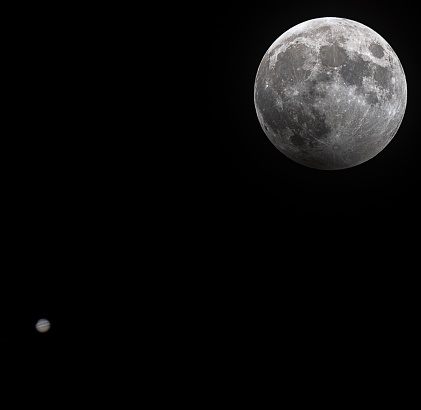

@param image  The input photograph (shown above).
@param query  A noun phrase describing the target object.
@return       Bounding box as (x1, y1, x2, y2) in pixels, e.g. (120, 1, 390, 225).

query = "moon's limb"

(254, 17, 407, 170)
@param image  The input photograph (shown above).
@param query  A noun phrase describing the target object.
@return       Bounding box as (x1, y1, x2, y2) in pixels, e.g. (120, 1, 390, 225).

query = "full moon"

(254, 17, 407, 170)
(35, 318, 51, 333)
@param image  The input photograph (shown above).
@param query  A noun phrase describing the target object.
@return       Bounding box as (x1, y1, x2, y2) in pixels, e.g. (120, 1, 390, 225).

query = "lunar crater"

(369, 43, 385, 58)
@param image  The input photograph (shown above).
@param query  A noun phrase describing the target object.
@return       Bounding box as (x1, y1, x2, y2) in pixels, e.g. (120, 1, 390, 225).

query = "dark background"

(179, 0, 419, 363)
(2, 2, 419, 371)
(179, 1, 420, 273)
(2, 5, 117, 353)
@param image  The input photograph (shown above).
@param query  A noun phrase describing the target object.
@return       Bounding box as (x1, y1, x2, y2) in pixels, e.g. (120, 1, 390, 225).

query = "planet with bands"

(254, 17, 407, 170)
(35, 318, 51, 333)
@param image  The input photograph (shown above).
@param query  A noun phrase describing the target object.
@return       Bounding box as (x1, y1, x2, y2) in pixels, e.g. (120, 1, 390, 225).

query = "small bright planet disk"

(35, 318, 51, 333)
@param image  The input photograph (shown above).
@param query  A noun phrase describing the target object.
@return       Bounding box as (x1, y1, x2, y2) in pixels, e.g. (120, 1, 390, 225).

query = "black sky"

(3, 2, 419, 361)
(182, 0, 420, 307)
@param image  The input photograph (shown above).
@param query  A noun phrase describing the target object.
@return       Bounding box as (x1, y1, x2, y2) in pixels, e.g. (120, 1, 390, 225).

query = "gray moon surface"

(254, 17, 407, 170)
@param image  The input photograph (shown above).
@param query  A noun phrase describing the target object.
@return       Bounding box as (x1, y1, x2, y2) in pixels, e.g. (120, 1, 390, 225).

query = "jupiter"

(35, 318, 51, 333)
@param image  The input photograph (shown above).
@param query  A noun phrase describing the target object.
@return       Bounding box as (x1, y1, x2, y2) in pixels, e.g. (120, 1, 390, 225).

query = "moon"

(35, 318, 51, 333)
(254, 17, 407, 170)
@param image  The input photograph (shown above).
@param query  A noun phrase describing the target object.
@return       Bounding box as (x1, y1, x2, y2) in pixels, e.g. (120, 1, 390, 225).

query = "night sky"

(3, 2, 418, 376)
(179, 0, 419, 356)
(2, 5, 112, 351)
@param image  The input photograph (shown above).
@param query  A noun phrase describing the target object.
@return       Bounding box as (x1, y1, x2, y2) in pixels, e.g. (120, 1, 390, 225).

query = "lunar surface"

(35, 318, 51, 333)
(254, 17, 407, 170)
